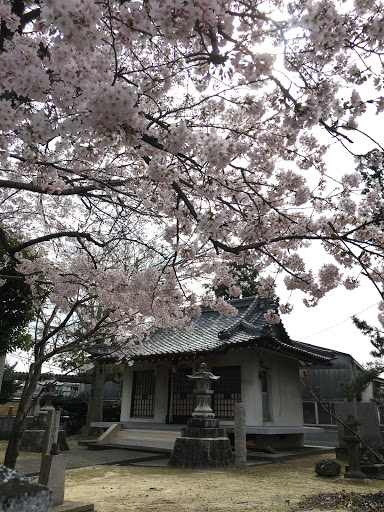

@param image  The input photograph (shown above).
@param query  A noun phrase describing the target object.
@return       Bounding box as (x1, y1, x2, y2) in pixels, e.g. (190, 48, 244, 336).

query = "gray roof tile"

(88, 296, 334, 365)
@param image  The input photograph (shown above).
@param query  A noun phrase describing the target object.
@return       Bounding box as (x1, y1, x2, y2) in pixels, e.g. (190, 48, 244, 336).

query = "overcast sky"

(277, 279, 380, 366)
(277, 104, 383, 368)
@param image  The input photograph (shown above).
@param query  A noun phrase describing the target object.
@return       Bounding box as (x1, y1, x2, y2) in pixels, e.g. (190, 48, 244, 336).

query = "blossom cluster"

(1, 0, 384, 357)
(41, 0, 101, 48)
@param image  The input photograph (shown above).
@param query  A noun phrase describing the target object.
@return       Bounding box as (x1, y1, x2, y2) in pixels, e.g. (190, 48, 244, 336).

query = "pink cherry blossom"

(1, 0, 384, 345)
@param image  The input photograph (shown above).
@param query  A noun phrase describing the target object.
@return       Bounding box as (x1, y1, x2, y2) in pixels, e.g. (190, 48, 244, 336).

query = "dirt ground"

(63, 454, 384, 512)
(1, 442, 383, 511)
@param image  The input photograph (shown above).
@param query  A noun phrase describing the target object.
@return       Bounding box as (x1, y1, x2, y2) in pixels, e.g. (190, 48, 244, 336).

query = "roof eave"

(121, 335, 333, 366)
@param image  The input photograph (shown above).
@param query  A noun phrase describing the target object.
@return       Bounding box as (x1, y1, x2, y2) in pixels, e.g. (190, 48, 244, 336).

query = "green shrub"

(52, 394, 88, 435)
(103, 400, 121, 422)
(41, 395, 122, 435)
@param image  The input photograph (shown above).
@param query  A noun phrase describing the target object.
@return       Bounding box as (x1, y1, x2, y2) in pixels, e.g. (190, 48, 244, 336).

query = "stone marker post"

(39, 442, 66, 507)
(37, 387, 95, 511)
(39, 441, 95, 511)
(39, 387, 65, 506)
(235, 403, 247, 469)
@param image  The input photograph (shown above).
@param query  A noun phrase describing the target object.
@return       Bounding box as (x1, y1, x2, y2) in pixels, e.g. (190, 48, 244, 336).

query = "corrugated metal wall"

(300, 353, 357, 401)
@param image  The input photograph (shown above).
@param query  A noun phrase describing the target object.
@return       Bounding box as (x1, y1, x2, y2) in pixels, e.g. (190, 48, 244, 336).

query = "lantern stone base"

(167, 418, 234, 469)
(344, 468, 366, 479)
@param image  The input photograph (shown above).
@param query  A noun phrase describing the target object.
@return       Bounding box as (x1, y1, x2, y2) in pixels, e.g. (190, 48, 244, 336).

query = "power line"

(303, 302, 380, 339)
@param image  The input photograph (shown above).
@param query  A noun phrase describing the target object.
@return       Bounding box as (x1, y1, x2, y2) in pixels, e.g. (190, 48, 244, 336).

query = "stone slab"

(246, 446, 335, 463)
(109, 428, 179, 451)
(246, 460, 272, 467)
(52, 500, 94, 512)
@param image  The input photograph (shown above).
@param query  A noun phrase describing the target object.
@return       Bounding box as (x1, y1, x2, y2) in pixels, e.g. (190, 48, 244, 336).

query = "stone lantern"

(38, 382, 58, 423)
(188, 362, 220, 418)
(167, 362, 234, 469)
(343, 415, 365, 479)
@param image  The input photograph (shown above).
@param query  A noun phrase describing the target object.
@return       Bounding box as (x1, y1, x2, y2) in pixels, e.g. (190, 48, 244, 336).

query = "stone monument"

(39, 442, 66, 507)
(167, 363, 234, 469)
(234, 403, 247, 469)
(20, 382, 68, 453)
(38, 433, 95, 511)
(0, 463, 52, 512)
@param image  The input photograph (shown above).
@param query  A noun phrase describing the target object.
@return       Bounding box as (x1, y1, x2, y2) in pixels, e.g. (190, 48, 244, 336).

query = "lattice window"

(169, 367, 195, 423)
(379, 406, 384, 426)
(212, 366, 241, 419)
(131, 370, 155, 417)
(259, 370, 271, 421)
(303, 402, 316, 424)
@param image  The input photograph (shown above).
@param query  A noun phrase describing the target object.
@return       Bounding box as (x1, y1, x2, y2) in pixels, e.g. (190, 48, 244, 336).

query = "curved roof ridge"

(218, 296, 275, 340)
(217, 296, 261, 339)
(240, 319, 265, 335)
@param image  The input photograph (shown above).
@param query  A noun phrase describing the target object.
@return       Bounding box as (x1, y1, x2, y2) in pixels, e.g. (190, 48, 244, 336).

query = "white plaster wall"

(120, 362, 170, 423)
(205, 349, 303, 427)
(269, 357, 303, 426)
(237, 349, 263, 426)
(121, 349, 304, 428)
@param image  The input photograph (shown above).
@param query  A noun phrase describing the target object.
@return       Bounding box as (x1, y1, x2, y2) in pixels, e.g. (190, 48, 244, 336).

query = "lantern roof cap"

(187, 362, 220, 381)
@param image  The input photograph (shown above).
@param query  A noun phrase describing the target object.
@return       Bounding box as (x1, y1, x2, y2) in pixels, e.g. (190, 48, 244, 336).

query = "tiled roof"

(88, 296, 334, 365)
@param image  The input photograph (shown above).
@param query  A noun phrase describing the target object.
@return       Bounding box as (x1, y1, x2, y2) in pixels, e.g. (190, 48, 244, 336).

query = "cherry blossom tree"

(2, 0, 384, 463)
(3, 239, 181, 469)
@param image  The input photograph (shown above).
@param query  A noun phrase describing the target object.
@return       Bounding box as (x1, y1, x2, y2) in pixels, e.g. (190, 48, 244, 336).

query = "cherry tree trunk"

(4, 363, 42, 470)
(84, 361, 105, 438)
